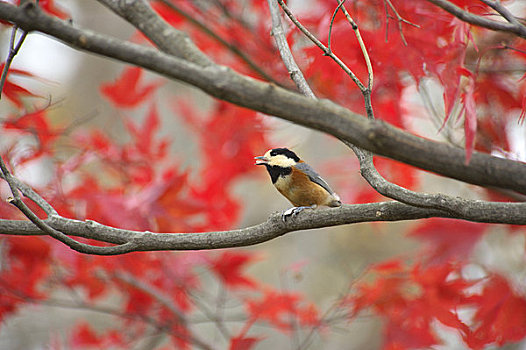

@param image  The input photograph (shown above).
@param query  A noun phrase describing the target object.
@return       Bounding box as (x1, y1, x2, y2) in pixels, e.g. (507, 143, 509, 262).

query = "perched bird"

(255, 148, 341, 219)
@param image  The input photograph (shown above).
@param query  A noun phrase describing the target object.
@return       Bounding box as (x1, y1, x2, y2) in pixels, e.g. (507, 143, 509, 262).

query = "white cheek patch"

(268, 154, 296, 167)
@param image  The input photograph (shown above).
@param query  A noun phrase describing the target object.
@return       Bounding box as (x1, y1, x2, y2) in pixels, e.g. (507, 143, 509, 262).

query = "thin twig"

(383, 0, 420, 46)
(276, 0, 366, 92)
(337, 1, 375, 117)
(187, 288, 232, 341)
(0, 25, 28, 101)
(296, 267, 367, 350)
(268, 0, 315, 98)
(328, 0, 346, 54)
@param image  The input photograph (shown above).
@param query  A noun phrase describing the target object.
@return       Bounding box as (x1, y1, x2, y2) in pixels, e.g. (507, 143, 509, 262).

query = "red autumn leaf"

(122, 285, 154, 314)
(151, 1, 184, 27)
(246, 290, 308, 330)
(210, 251, 258, 289)
(39, 0, 69, 19)
(435, 19, 470, 127)
(70, 322, 123, 348)
(0, 63, 39, 107)
(2, 237, 51, 299)
(351, 261, 474, 349)
(63, 256, 107, 300)
(409, 218, 488, 264)
(466, 275, 526, 348)
(71, 323, 99, 347)
(520, 81, 526, 123)
(229, 336, 261, 350)
(100, 66, 161, 107)
(4, 108, 59, 157)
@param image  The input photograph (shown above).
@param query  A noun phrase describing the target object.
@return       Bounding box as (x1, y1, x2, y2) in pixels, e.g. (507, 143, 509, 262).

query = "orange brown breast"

(274, 167, 336, 207)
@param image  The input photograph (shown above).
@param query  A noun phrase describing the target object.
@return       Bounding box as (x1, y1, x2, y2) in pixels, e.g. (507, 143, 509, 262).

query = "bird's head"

(254, 148, 300, 168)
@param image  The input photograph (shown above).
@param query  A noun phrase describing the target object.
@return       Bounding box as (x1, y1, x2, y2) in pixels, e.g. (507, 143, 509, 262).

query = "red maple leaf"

(70, 322, 124, 348)
(100, 66, 162, 108)
(229, 336, 261, 350)
(245, 290, 313, 330)
(3, 108, 60, 161)
(409, 218, 488, 264)
(351, 260, 474, 349)
(466, 275, 526, 348)
(210, 251, 258, 290)
(0, 63, 38, 107)
(39, 0, 69, 19)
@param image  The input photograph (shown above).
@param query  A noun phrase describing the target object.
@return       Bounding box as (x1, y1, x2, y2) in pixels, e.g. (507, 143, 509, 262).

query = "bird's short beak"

(254, 156, 268, 165)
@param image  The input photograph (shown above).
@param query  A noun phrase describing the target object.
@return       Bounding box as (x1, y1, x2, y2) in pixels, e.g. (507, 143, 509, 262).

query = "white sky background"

(0, 1, 80, 97)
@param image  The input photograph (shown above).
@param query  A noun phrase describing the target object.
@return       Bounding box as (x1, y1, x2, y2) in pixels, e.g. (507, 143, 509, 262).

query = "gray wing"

(295, 162, 336, 195)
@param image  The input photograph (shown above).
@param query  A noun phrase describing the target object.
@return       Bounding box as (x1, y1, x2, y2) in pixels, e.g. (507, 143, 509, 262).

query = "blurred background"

(0, 0, 525, 349)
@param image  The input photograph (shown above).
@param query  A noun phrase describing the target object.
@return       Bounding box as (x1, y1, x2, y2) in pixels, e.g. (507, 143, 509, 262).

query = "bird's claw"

(281, 206, 314, 222)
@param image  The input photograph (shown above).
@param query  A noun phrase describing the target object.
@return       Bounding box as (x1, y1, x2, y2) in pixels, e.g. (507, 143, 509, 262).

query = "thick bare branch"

(0, 199, 525, 254)
(95, 0, 212, 66)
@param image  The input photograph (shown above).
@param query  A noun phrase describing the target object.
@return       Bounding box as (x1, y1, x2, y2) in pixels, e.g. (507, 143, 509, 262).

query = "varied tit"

(255, 148, 341, 219)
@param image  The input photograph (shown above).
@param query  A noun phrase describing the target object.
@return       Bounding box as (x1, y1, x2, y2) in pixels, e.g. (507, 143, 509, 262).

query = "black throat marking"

(264, 164, 292, 183)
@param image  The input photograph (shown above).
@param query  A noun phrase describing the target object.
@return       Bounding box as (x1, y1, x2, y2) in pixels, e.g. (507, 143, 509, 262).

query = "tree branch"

(95, 0, 212, 66)
(267, 0, 315, 98)
(425, 0, 526, 39)
(479, 0, 522, 27)
(0, 198, 525, 254)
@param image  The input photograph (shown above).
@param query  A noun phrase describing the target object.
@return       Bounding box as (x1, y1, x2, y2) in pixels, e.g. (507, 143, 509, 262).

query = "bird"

(254, 148, 341, 219)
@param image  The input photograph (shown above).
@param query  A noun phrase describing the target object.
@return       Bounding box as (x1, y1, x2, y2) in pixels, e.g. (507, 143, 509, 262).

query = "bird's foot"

(281, 205, 316, 222)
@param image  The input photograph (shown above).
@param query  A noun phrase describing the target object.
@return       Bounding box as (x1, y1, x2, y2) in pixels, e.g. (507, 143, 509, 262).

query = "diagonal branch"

(0, 169, 57, 216)
(425, 0, 526, 39)
(276, 0, 366, 92)
(0, 25, 28, 100)
(267, 0, 315, 98)
(95, 0, 212, 66)
(479, 0, 522, 26)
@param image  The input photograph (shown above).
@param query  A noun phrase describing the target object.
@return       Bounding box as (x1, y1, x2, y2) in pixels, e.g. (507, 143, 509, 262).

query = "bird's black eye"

(270, 148, 300, 162)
